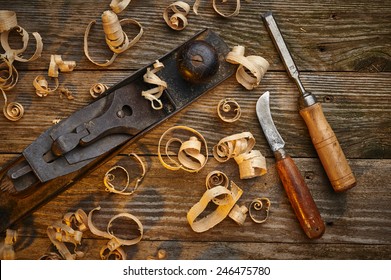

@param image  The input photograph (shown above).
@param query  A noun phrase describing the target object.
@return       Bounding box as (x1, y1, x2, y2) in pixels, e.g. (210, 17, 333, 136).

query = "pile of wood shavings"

(0, 10, 43, 121)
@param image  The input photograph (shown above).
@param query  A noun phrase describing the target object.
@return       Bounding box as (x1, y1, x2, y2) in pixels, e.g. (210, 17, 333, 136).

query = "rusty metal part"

(0, 29, 235, 232)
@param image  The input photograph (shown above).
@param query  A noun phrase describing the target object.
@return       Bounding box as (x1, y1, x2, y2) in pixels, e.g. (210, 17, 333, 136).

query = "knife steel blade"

(255, 91, 285, 153)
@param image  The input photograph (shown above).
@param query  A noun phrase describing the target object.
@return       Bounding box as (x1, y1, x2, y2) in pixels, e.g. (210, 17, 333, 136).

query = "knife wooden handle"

(299, 102, 356, 192)
(275, 152, 325, 239)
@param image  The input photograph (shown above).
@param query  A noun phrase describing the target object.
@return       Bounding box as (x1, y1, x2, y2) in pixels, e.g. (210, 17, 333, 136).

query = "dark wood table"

(0, 0, 390, 259)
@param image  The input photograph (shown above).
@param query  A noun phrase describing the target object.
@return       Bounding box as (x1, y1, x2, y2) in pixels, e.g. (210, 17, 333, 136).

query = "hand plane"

(0, 29, 235, 232)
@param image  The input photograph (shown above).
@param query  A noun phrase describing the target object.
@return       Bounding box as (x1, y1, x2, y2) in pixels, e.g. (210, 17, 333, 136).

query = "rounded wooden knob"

(177, 40, 219, 83)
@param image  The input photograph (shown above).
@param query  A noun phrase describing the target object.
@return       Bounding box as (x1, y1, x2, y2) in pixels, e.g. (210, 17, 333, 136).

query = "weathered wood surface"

(0, 0, 390, 259)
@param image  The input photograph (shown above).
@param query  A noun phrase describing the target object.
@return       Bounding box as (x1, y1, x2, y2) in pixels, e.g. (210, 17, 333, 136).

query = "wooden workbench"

(0, 0, 390, 260)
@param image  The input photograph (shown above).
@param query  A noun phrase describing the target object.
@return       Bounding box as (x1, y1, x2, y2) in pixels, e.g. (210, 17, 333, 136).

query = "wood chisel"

(256, 91, 325, 239)
(261, 11, 356, 192)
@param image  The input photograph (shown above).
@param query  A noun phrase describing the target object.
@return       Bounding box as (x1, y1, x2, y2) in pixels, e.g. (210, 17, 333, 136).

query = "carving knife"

(262, 11, 356, 192)
(256, 91, 325, 239)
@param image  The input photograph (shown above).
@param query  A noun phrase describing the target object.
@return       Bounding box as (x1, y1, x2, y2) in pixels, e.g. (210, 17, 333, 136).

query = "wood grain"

(0, 72, 390, 158)
(0, 0, 390, 260)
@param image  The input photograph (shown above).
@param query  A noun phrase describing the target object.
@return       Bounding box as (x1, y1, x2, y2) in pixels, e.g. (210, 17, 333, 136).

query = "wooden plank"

(1, 71, 390, 158)
(5, 157, 390, 245)
(6, 239, 391, 260)
(1, 0, 390, 261)
(1, 1, 390, 72)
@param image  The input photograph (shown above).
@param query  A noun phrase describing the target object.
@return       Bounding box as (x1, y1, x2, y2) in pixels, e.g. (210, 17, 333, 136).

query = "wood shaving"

(103, 153, 146, 195)
(234, 149, 267, 179)
(59, 87, 74, 100)
(193, 0, 252, 17)
(249, 197, 271, 224)
(158, 126, 208, 173)
(228, 204, 248, 225)
(213, 131, 255, 162)
(0, 10, 43, 121)
(1, 88, 24, 121)
(226, 45, 269, 90)
(187, 181, 243, 232)
(90, 83, 108, 98)
(147, 249, 167, 260)
(163, 1, 190, 31)
(110, 0, 131, 14)
(33, 75, 59, 97)
(0, 11, 17, 33)
(84, 10, 143, 67)
(33, 55, 75, 98)
(52, 118, 61, 124)
(0, 56, 18, 91)
(48, 55, 76, 78)
(213, 132, 267, 179)
(141, 60, 167, 110)
(217, 98, 241, 122)
(1, 26, 43, 63)
(46, 209, 89, 260)
(1, 229, 17, 260)
(39, 252, 63, 260)
(88, 206, 143, 260)
(205, 170, 230, 205)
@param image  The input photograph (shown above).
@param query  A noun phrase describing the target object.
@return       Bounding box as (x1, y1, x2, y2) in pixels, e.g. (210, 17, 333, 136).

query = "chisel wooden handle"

(275, 151, 325, 239)
(300, 102, 356, 192)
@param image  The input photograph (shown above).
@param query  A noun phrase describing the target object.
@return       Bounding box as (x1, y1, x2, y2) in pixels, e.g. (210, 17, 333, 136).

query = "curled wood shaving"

(213, 131, 255, 163)
(228, 204, 248, 225)
(205, 170, 230, 205)
(141, 60, 167, 110)
(100, 246, 127, 260)
(0, 11, 43, 121)
(0, 26, 43, 63)
(110, 0, 131, 14)
(187, 182, 243, 232)
(46, 209, 89, 260)
(33, 55, 75, 98)
(88, 206, 143, 260)
(158, 126, 208, 173)
(1, 88, 24, 121)
(217, 98, 241, 122)
(48, 55, 76, 78)
(103, 153, 146, 195)
(213, 0, 241, 18)
(193, 0, 251, 17)
(0, 10, 17, 33)
(1, 229, 17, 260)
(90, 83, 108, 98)
(249, 197, 271, 224)
(0, 56, 18, 91)
(63, 209, 89, 232)
(84, 10, 143, 67)
(213, 132, 267, 179)
(33, 75, 59, 97)
(234, 149, 267, 179)
(39, 252, 63, 260)
(226, 45, 269, 90)
(147, 249, 167, 260)
(163, 1, 190, 31)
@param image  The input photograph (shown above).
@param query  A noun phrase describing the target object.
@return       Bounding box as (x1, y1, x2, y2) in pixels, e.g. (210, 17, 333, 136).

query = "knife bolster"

(274, 148, 287, 160)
